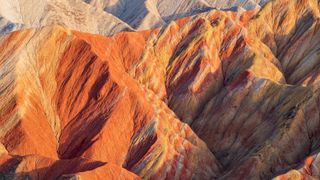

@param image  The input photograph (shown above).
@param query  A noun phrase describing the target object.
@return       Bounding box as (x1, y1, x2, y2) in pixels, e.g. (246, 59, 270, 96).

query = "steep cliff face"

(0, 0, 320, 179)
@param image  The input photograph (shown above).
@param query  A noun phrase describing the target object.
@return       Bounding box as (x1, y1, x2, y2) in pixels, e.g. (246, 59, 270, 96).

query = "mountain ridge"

(0, 0, 268, 35)
(0, 0, 320, 179)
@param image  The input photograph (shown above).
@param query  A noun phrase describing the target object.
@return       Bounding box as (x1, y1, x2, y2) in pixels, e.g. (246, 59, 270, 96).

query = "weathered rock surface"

(0, 154, 139, 179)
(104, 0, 320, 178)
(0, 0, 132, 36)
(274, 154, 320, 179)
(83, 0, 269, 30)
(247, 0, 320, 85)
(0, 26, 220, 179)
(0, 0, 268, 35)
(0, 0, 320, 179)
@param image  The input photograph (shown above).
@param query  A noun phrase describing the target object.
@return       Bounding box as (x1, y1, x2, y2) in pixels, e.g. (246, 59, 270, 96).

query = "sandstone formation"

(0, 26, 220, 179)
(84, 0, 269, 30)
(274, 154, 320, 179)
(0, 0, 320, 179)
(0, 0, 132, 36)
(0, 154, 139, 180)
(0, 0, 268, 36)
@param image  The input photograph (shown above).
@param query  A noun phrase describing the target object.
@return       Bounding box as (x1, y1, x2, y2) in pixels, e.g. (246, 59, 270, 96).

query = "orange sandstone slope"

(0, 0, 320, 179)
(0, 154, 139, 180)
(0, 26, 221, 179)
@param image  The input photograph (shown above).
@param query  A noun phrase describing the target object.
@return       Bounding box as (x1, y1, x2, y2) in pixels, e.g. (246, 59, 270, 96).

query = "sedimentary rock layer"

(0, 26, 220, 179)
(0, 0, 268, 35)
(0, 0, 132, 36)
(0, 0, 320, 179)
(83, 0, 269, 30)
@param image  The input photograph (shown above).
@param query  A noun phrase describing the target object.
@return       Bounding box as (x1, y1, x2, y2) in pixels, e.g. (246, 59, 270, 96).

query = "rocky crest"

(0, 0, 268, 35)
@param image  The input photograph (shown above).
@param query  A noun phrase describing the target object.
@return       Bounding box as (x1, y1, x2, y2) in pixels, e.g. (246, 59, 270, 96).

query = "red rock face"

(0, 0, 320, 179)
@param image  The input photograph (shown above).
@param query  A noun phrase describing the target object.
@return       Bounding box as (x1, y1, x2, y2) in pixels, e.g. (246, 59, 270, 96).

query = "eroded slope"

(1, 0, 320, 179)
